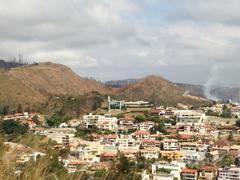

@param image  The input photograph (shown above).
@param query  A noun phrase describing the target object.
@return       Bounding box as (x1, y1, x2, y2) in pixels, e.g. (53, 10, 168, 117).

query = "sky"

(1, 0, 240, 86)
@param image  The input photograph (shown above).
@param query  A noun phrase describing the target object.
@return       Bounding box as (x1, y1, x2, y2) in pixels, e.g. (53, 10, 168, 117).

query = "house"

(152, 161, 185, 180)
(178, 124, 194, 135)
(181, 142, 197, 152)
(97, 114, 118, 131)
(118, 116, 135, 130)
(181, 168, 198, 180)
(82, 113, 118, 130)
(229, 145, 240, 156)
(118, 135, 137, 150)
(45, 128, 76, 145)
(183, 151, 203, 164)
(141, 139, 158, 148)
(82, 113, 100, 128)
(218, 166, 240, 180)
(162, 139, 180, 150)
(177, 110, 206, 127)
(134, 130, 150, 139)
(63, 160, 88, 173)
(206, 151, 219, 162)
(100, 152, 117, 161)
(140, 147, 160, 159)
(68, 119, 81, 127)
(137, 121, 155, 131)
(153, 173, 174, 180)
(150, 106, 165, 117)
(198, 165, 217, 180)
(160, 151, 184, 161)
(212, 139, 230, 153)
(101, 134, 119, 146)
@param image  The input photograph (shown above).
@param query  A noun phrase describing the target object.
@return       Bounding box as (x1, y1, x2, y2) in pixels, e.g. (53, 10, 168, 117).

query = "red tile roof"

(141, 139, 156, 144)
(182, 168, 198, 174)
(200, 166, 217, 172)
(135, 130, 150, 135)
(101, 152, 116, 157)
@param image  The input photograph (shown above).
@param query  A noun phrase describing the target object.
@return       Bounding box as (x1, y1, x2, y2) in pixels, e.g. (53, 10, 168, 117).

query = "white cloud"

(0, 0, 240, 85)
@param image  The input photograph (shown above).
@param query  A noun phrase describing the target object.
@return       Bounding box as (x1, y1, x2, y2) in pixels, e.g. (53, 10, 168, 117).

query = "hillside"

(117, 75, 209, 106)
(0, 62, 109, 110)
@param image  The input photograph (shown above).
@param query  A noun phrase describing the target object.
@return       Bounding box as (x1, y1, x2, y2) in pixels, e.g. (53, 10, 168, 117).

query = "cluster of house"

(5, 102, 240, 179)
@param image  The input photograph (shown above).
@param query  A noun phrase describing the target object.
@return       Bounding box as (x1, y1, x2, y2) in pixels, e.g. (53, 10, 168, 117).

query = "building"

(181, 142, 197, 152)
(199, 166, 217, 180)
(162, 139, 180, 150)
(218, 166, 240, 180)
(134, 130, 150, 139)
(206, 151, 220, 162)
(152, 161, 185, 180)
(118, 135, 137, 150)
(82, 113, 118, 131)
(118, 116, 135, 130)
(160, 151, 184, 161)
(181, 168, 198, 180)
(101, 134, 119, 146)
(140, 147, 159, 159)
(177, 110, 206, 124)
(45, 128, 76, 145)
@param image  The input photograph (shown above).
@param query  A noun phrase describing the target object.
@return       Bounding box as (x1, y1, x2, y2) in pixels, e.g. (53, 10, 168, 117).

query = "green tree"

(0, 120, 28, 135)
(236, 119, 240, 127)
(117, 154, 130, 173)
(46, 113, 62, 127)
(228, 132, 233, 141)
(221, 105, 232, 118)
(135, 115, 145, 122)
(218, 155, 234, 167)
(17, 104, 23, 113)
(1, 106, 9, 115)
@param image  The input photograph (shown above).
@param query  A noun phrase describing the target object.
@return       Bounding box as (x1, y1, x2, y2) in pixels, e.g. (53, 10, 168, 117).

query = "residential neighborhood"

(2, 99, 240, 180)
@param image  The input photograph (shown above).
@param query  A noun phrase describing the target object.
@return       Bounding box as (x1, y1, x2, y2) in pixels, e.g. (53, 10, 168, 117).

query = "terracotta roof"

(104, 134, 118, 139)
(141, 139, 156, 144)
(200, 166, 217, 172)
(182, 168, 198, 174)
(135, 130, 150, 135)
(178, 134, 193, 139)
(120, 116, 134, 121)
(68, 161, 87, 165)
(214, 139, 230, 147)
(101, 152, 116, 157)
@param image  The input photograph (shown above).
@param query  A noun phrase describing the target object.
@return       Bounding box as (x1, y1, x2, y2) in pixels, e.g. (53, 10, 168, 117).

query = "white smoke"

(204, 63, 240, 101)
(204, 65, 220, 100)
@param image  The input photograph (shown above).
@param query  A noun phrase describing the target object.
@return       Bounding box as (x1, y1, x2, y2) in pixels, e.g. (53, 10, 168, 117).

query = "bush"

(0, 120, 28, 135)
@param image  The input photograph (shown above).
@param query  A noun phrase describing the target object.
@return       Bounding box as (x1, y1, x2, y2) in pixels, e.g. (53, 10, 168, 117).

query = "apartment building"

(218, 166, 240, 180)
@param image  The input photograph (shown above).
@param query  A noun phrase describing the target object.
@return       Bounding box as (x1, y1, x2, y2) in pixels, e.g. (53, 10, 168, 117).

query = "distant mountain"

(105, 79, 137, 88)
(178, 83, 240, 102)
(116, 75, 209, 106)
(0, 62, 110, 111)
(0, 59, 26, 68)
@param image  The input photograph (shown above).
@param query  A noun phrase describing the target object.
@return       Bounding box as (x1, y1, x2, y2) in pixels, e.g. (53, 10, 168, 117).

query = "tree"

(135, 115, 145, 122)
(32, 115, 39, 124)
(46, 113, 62, 127)
(218, 155, 234, 167)
(17, 104, 23, 113)
(117, 154, 130, 173)
(1, 106, 9, 115)
(228, 132, 233, 141)
(0, 120, 28, 135)
(221, 105, 232, 118)
(236, 119, 240, 127)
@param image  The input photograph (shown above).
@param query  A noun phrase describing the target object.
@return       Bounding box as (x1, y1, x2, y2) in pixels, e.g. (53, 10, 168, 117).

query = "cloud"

(0, 0, 240, 85)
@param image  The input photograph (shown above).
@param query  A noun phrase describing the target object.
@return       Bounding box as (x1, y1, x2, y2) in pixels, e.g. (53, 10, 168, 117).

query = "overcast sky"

(1, 0, 240, 86)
